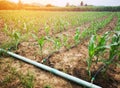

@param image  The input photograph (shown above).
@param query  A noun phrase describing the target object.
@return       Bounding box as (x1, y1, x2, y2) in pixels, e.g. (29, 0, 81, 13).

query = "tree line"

(0, 1, 120, 11)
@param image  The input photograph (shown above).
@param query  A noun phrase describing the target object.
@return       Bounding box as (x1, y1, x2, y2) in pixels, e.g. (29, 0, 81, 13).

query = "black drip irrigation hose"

(91, 55, 117, 83)
(41, 38, 86, 64)
(42, 32, 91, 64)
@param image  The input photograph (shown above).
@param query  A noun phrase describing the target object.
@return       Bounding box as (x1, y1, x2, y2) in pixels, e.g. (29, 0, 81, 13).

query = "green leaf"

(74, 29, 80, 44)
(38, 37, 45, 47)
(88, 35, 96, 57)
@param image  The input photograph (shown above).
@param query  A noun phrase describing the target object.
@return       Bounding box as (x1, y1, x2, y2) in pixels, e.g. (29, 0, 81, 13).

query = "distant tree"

(80, 1, 83, 6)
(0, 1, 17, 10)
(18, 0, 22, 9)
(46, 4, 54, 7)
(66, 3, 70, 7)
(85, 4, 87, 6)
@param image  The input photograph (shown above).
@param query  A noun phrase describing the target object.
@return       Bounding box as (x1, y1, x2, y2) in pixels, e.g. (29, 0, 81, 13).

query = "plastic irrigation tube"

(0, 48, 102, 88)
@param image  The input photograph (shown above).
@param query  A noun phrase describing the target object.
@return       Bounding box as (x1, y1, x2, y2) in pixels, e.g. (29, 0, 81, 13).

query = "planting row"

(115, 12, 120, 31)
(9, 14, 115, 64)
(0, 11, 111, 36)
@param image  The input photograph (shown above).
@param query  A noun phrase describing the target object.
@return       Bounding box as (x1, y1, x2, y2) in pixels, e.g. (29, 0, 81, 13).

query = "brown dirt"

(0, 19, 9, 45)
(0, 19, 4, 30)
(0, 16, 119, 88)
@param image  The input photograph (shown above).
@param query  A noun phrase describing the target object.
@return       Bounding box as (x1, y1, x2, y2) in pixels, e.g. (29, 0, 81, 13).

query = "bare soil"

(0, 19, 8, 44)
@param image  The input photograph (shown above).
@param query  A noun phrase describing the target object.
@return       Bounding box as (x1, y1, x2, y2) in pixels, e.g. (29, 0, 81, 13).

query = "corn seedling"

(87, 31, 120, 82)
(74, 29, 80, 45)
(87, 35, 96, 77)
(3, 23, 21, 50)
(87, 32, 110, 77)
(23, 22, 29, 33)
(106, 31, 120, 65)
(62, 34, 70, 49)
(32, 34, 45, 59)
(3, 23, 9, 35)
(53, 37, 62, 51)
(11, 30, 21, 50)
(44, 24, 50, 36)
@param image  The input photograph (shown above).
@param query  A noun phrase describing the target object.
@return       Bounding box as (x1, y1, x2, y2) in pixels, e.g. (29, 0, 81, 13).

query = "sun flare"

(10, 0, 19, 3)
(9, 0, 120, 6)
(9, 0, 31, 3)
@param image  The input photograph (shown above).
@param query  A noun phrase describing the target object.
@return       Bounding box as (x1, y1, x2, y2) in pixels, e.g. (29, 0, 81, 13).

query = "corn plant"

(11, 30, 21, 50)
(32, 34, 45, 59)
(87, 32, 110, 77)
(3, 23, 9, 35)
(23, 22, 29, 33)
(87, 35, 96, 77)
(87, 31, 120, 82)
(106, 31, 120, 65)
(74, 29, 80, 45)
(62, 34, 70, 49)
(3, 23, 22, 50)
(44, 24, 50, 36)
(53, 37, 62, 51)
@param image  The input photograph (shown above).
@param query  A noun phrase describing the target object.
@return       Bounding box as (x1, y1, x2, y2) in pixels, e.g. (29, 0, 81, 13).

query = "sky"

(9, 0, 120, 6)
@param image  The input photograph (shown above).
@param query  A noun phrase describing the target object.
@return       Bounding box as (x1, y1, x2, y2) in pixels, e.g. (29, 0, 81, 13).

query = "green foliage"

(23, 22, 29, 33)
(87, 35, 96, 77)
(32, 34, 45, 58)
(53, 37, 62, 51)
(74, 29, 80, 45)
(107, 31, 120, 64)
(12, 30, 21, 49)
(44, 84, 52, 88)
(3, 23, 9, 35)
(115, 13, 120, 31)
(3, 23, 22, 50)
(44, 24, 50, 35)
(62, 34, 70, 49)
(87, 31, 120, 78)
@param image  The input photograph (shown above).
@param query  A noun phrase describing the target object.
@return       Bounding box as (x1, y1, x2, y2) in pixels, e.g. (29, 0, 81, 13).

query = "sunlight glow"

(10, 0, 19, 3)
(9, 0, 120, 6)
